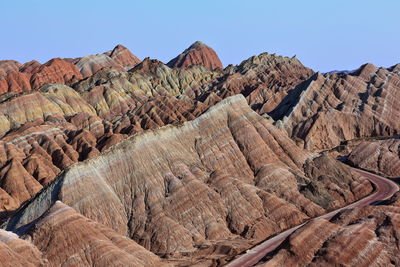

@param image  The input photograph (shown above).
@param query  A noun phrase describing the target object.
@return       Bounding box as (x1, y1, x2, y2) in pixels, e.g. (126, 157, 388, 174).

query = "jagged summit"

(167, 41, 223, 70)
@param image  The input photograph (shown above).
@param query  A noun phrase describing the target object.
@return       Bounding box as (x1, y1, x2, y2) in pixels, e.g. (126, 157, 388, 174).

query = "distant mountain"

(167, 41, 223, 70)
(324, 69, 354, 74)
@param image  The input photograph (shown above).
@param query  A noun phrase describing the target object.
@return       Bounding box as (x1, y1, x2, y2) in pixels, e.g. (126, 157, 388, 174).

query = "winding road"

(226, 168, 399, 267)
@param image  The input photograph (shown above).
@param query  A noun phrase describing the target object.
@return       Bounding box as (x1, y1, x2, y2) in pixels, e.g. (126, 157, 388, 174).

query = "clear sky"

(1, 0, 399, 72)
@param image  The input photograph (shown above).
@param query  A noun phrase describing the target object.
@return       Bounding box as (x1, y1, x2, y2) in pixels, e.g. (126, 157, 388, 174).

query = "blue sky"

(1, 0, 399, 72)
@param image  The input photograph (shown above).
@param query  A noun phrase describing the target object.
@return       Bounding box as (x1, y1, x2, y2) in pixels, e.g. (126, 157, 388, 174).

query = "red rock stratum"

(2, 95, 373, 265)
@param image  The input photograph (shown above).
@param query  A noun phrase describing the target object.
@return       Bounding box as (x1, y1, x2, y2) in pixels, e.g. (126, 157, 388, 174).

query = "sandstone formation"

(28, 58, 83, 89)
(347, 138, 400, 178)
(272, 63, 400, 150)
(0, 45, 141, 93)
(198, 53, 314, 114)
(0, 229, 46, 266)
(75, 54, 124, 78)
(0, 60, 31, 94)
(0, 201, 166, 267)
(260, 192, 400, 266)
(3, 96, 373, 265)
(0, 80, 210, 211)
(0, 42, 398, 266)
(0, 47, 376, 224)
(167, 41, 223, 70)
(26, 201, 165, 266)
(104, 44, 141, 69)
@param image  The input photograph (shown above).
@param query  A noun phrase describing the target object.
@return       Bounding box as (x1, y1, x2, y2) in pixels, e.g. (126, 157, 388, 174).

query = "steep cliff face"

(167, 41, 223, 70)
(3, 96, 372, 264)
(347, 138, 400, 178)
(272, 64, 400, 150)
(260, 192, 400, 267)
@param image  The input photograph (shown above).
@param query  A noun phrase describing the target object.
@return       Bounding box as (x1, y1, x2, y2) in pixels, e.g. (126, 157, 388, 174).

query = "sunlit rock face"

(0, 201, 166, 267)
(167, 41, 223, 71)
(0, 58, 83, 94)
(26, 201, 165, 267)
(0, 60, 31, 94)
(104, 44, 141, 70)
(0, 45, 141, 93)
(347, 138, 400, 178)
(198, 52, 314, 114)
(260, 192, 400, 267)
(0, 81, 209, 212)
(272, 64, 400, 150)
(0, 229, 46, 267)
(4, 96, 372, 264)
(2, 42, 399, 265)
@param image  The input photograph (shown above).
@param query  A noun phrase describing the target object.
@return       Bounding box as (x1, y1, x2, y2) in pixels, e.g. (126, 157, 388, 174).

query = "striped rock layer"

(260, 192, 400, 267)
(272, 63, 400, 150)
(347, 138, 400, 178)
(0, 201, 166, 267)
(0, 49, 313, 213)
(3, 96, 373, 265)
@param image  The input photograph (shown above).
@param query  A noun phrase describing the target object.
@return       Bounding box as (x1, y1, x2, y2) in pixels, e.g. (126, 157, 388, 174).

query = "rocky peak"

(130, 57, 166, 74)
(105, 44, 141, 70)
(167, 41, 223, 70)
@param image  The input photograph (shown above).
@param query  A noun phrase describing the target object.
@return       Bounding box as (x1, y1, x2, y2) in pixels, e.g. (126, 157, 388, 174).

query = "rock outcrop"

(0, 201, 165, 267)
(167, 41, 223, 70)
(28, 58, 83, 89)
(0, 229, 46, 266)
(0, 45, 141, 93)
(105, 44, 141, 69)
(260, 192, 400, 266)
(199, 53, 314, 114)
(75, 54, 124, 78)
(25, 201, 165, 266)
(1, 43, 398, 266)
(272, 64, 400, 150)
(3, 96, 372, 265)
(0, 61, 31, 94)
(347, 138, 400, 178)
